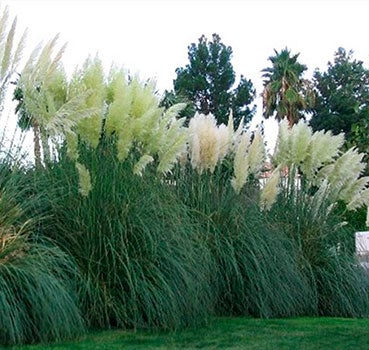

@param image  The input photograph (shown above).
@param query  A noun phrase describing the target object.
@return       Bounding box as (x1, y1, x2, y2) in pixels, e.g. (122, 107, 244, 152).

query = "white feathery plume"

(273, 119, 290, 165)
(190, 132, 201, 171)
(232, 115, 245, 149)
(231, 131, 251, 194)
(290, 120, 312, 165)
(339, 176, 369, 205)
(248, 128, 266, 176)
(327, 148, 365, 196)
(157, 115, 188, 174)
(348, 188, 369, 211)
(76, 162, 92, 197)
(218, 123, 230, 162)
(188, 113, 221, 174)
(260, 166, 281, 211)
(300, 130, 344, 180)
(134, 155, 154, 177)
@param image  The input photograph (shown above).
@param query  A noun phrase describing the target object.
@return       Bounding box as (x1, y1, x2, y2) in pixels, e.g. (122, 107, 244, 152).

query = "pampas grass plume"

(248, 128, 265, 175)
(189, 113, 220, 174)
(231, 132, 251, 194)
(260, 166, 281, 210)
(76, 162, 92, 197)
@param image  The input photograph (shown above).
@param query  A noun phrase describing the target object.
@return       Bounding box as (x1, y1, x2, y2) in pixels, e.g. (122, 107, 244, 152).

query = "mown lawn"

(11, 317, 369, 349)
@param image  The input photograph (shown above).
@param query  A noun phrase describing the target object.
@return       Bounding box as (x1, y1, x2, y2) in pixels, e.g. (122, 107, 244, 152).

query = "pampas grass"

(267, 185, 369, 317)
(172, 163, 314, 318)
(0, 162, 84, 346)
(31, 139, 213, 330)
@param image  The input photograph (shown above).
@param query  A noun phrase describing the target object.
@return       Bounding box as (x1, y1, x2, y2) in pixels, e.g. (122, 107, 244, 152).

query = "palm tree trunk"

(287, 109, 294, 129)
(40, 127, 50, 165)
(33, 120, 42, 168)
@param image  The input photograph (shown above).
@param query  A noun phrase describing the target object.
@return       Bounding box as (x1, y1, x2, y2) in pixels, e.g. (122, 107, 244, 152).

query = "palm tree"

(13, 35, 67, 167)
(12, 78, 42, 168)
(262, 48, 315, 127)
(14, 35, 97, 168)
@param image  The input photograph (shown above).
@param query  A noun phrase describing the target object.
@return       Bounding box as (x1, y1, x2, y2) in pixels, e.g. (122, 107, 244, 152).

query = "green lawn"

(9, 317, 369, 350)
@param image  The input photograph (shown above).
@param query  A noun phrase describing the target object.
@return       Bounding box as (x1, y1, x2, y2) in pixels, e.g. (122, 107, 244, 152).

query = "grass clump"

(266, 176, 369, 317)
(263, 119, 369, 317)
(31, 139, 213, 330)
(172, 165, 314, 318)
(0, 163, 84, 346)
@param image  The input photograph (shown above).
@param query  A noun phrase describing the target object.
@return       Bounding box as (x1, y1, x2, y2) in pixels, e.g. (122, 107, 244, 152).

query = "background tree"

(310, 47, 369, 153)
(262, 48, 315, 127)
(310, 47, 369, 220)
(162, 33, 256, 126)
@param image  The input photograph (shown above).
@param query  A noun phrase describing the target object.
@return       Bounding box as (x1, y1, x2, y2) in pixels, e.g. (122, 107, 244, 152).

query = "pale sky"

(2, 0, 369, 151)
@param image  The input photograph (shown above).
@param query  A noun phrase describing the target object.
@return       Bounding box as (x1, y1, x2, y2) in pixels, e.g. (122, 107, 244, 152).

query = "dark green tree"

(310, 47, 369, 148)
(310, 47, 369, 221)
(262, 48, 315, 127)
(162, 33, 256, 126)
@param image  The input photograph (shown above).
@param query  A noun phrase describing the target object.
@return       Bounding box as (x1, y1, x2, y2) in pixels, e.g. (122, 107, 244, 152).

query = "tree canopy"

(310, 48, 369, 142)
(161, 33, 256, 126)
(262, 48, 315, 127)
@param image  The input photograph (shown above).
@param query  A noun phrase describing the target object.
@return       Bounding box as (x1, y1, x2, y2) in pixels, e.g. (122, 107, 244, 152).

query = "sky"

(2, 0, 369, 151)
